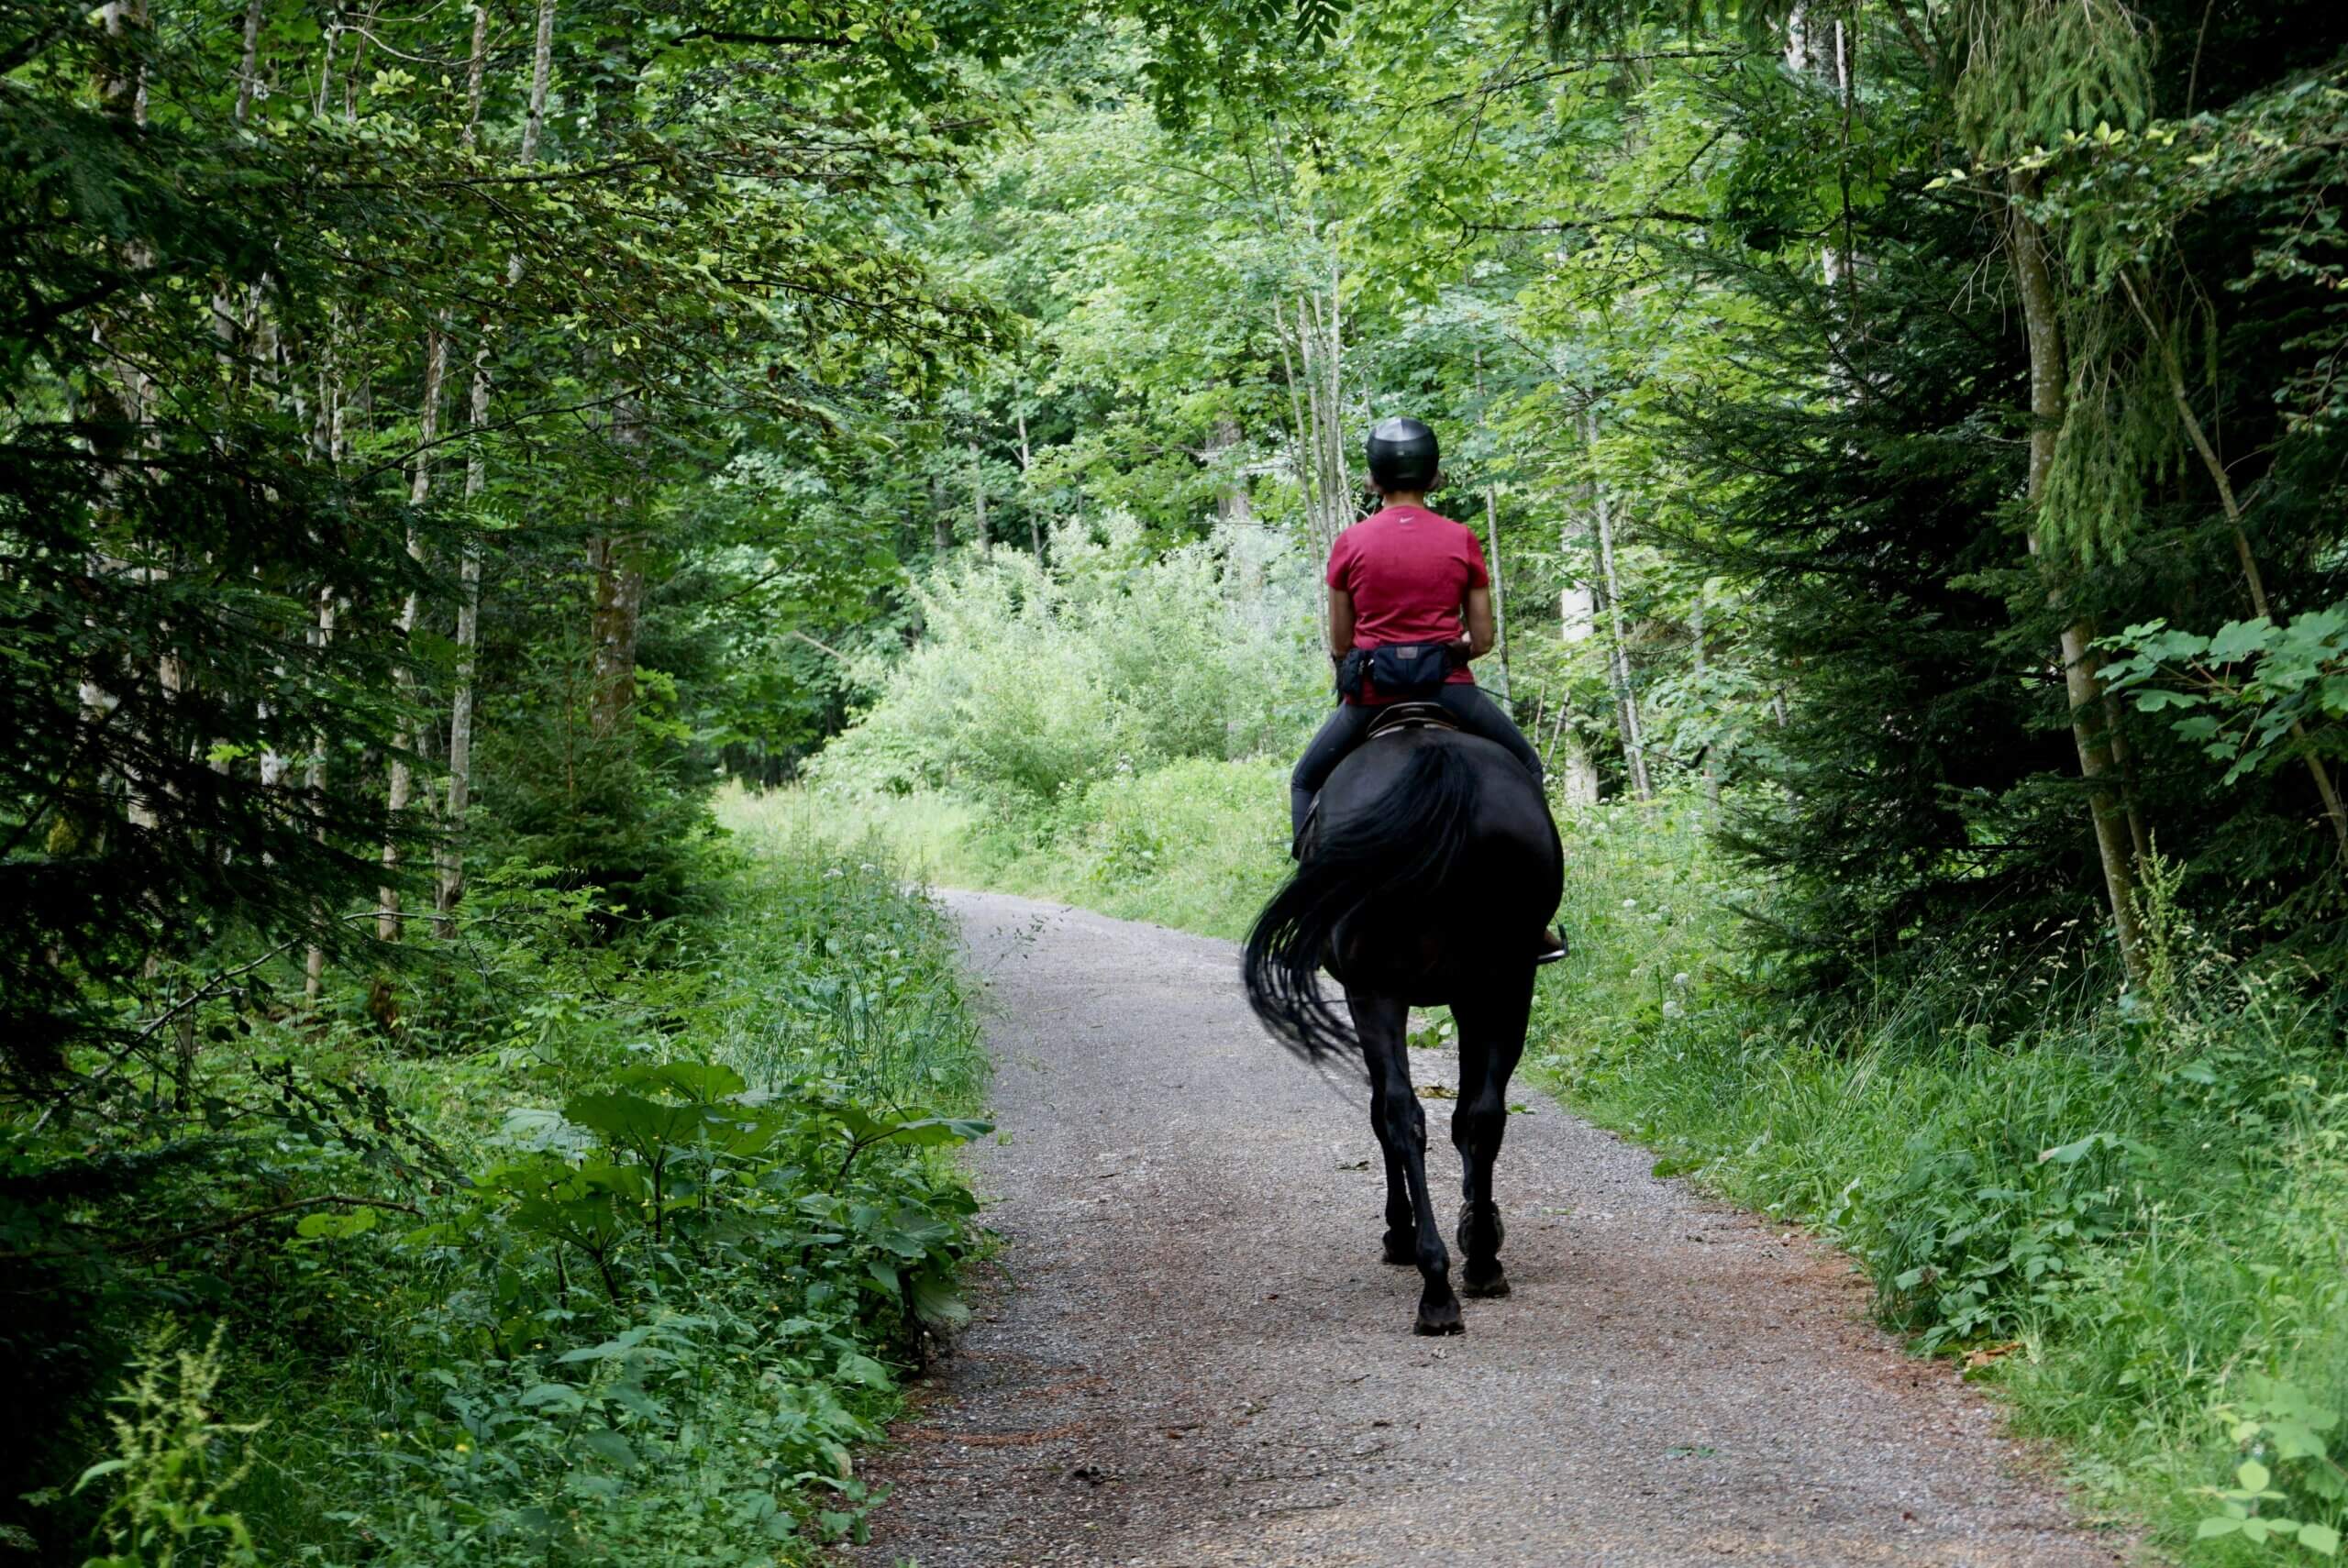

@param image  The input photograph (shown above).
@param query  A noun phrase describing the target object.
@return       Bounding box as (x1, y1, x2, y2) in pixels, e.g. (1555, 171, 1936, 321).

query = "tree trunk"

(1692, 591, 1721, 814)
(437, 0, 538, 925)
(1557, 468, 1602, 808)
(380, 326, 447, 940)
(968, 441, 990, 556)
(1483, 482, 1512, 703)
(1276, 278, 1353, 562)
(1017, 408, 1046, 558)
(588, 391, 648, 741)
(305, 587, 338, 999)
(1586, 414, 1652, 801)
(1207, 414, 1252, 526)
(930, 474, 952, 555)
(1471, 352, 1510, 701)
(232, 0, 263, 123)
(2010, 179, 2147, 983)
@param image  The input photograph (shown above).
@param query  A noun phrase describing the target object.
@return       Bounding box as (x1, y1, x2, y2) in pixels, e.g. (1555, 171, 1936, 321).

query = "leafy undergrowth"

(16, 833, 988, 1566)
(803, 762, 2348, 1564)
(725, 756, 1294, 940)
(1534, 801, 2348, 1565)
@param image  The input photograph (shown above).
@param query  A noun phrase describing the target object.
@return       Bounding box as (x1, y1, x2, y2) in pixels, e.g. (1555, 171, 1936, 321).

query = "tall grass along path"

(852, 891, 2127, 1567)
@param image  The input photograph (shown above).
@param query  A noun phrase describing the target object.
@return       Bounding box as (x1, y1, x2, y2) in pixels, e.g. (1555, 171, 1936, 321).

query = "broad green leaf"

(578, 1429, 639, 1467)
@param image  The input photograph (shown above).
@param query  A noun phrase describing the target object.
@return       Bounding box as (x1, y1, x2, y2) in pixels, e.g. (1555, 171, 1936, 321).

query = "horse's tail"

(1244, 740, 1481, 1061)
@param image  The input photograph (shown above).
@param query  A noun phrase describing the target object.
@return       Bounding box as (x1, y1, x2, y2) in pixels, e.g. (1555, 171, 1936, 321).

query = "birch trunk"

(1558, 474, 1602, 808)
(438, 0, 532, 925)
(305, 587, 338, 999)
(1472, 351, 1510, 701)
(1277, 279, 1354, 563)
(1585, 415, 1652, 801)
(2010, 180, 2146, 982)
(1482, 483, 1512, 702)
(380, 327, 447, 939)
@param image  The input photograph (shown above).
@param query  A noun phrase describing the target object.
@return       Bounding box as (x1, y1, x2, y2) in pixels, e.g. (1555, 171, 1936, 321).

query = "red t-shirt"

(1324, 504, 1488, 705)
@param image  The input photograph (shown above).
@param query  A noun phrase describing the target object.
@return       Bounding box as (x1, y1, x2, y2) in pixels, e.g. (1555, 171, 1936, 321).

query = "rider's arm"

(1326, 586, 1357, 662)
(1460, 587, 1496, 661)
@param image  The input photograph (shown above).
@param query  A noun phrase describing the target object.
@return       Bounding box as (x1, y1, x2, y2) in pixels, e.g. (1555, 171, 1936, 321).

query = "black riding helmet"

(1365, 416, 1440, 493)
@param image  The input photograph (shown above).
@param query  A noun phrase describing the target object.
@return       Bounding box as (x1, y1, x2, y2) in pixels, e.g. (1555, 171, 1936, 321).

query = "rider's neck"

(1377, 491, 1430, 511)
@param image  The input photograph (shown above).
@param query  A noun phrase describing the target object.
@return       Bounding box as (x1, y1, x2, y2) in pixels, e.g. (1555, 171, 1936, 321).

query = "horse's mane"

(1243, 738, 1482, 1061)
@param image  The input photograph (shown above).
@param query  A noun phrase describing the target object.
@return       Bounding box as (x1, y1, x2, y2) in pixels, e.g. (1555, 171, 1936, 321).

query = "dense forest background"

(12, 0, 2348, 1561)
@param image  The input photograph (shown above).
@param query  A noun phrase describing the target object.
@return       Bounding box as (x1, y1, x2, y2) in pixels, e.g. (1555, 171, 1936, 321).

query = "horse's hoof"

(1381, 1231, 1418, 1266)
(1462, 1267, 1511, 1299)
(1413, 1300, 1465, 1335)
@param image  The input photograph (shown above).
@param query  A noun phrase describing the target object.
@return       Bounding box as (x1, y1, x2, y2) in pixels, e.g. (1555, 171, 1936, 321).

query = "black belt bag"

(1337, 642, 1457, 702)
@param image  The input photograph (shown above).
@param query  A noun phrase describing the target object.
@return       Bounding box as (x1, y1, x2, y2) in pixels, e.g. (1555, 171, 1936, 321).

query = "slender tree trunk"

(1272, 296, 1328, 559)
(1016, 408, 1046, 558)
(1482, 483, 1512, 703)
(968, 441, 990, 556)
(588, 409, 647, 742)
(1472, 351, 1511, 701)
(1279, 276, 1354, 561)
(587, 32, 650, 741)
(1586, 414, 1651, 800)
(1692, 591, 1721, 814)
(1207, 414, 1252, 526)
(930, 475, 952, 555)
(1558, 467, 1602, 807)
(232, 0, 264, 124)
(440, 362, 484, 929)
(305, 587, 338, 999)
(381, 327, 446, 939)
(438, 0, 535, 925)
(2010, 181, 2146, 982)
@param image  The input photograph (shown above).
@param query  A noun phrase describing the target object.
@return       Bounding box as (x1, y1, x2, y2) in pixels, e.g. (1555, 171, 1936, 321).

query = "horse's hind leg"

(1367, 1052, 1423, 1266)
(1350, 990, 1458, 1334)
(1451, 966, 1535, 1299)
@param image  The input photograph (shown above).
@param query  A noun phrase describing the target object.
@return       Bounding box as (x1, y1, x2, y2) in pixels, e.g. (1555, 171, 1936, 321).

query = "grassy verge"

(20, 830, 988, 1566)
(791, 760, 2348, 1564)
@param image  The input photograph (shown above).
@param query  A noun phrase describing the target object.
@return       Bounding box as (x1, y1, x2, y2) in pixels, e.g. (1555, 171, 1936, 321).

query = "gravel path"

(850, 890, 2130, 1568)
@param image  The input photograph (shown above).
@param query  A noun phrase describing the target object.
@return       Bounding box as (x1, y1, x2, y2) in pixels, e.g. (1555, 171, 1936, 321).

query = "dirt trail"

(851, 890, 2127, 1568)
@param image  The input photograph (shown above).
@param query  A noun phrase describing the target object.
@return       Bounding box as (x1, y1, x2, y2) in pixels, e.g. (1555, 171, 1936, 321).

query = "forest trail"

(852, 891, 2126, 1568)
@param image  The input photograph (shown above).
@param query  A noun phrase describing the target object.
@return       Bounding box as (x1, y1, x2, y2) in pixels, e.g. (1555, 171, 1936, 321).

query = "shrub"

(813, 514, 1327, 812)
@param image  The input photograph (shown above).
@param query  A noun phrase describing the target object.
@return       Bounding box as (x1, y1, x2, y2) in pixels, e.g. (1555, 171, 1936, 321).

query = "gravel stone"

(849, 891, 2132, 1568)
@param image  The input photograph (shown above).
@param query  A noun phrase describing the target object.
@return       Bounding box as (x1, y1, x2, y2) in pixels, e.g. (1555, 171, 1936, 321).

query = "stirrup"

(1534, 929, 1569, 966)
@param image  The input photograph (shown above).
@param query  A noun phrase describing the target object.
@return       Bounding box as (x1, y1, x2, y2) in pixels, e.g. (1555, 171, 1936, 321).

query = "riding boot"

(1289, 786, 1315, 857)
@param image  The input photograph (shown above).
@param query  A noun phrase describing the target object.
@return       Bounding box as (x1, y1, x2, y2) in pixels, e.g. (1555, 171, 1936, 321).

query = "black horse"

(1244, 713, 1563, 1335)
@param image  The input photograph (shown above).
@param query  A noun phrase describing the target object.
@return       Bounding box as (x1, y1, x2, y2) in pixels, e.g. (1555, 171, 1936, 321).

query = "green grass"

(794, 763, 2348, 1564)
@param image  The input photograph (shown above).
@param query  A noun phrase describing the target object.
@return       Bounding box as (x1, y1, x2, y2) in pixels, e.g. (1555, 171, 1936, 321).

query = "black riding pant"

(1289, 685, 1545, 840)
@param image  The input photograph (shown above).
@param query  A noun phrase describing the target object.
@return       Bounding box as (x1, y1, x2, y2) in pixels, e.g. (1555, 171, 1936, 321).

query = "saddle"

(1365, 701, 1460, 742)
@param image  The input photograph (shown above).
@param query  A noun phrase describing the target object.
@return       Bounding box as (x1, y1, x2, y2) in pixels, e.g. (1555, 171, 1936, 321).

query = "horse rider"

(1290, 415, 1567, 963)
